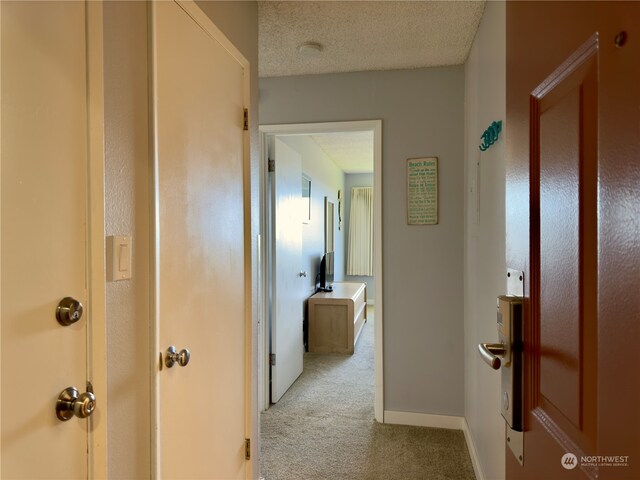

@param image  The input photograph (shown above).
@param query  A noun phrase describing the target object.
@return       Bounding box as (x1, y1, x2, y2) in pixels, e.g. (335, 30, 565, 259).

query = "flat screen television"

(319, 251, 334, 292)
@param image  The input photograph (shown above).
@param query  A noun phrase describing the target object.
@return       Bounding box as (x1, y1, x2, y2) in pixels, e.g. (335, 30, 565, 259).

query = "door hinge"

(245, 438, 251, 460)
(268, 158, 275, 172)
(269, 353, 276, 366)
(243, 108, 249, 131)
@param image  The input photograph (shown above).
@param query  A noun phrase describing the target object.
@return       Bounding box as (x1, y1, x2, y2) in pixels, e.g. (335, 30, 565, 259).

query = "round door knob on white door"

(56, 385, 96, 421)
(165, 346, 190, 368)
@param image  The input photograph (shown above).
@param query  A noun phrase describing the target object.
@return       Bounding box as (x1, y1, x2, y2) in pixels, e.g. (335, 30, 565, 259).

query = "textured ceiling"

(259, 1, 486, 77)
(310, 131, 374, 173)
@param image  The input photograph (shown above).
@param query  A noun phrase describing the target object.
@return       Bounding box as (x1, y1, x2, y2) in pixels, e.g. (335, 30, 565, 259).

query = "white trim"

(258, 120, 384, 422)
(241, 59, 254, 480)
(1, 4, 4, 474)
(462, 418, 485, 480)
(384, 410, 465, 430)
(175, 0, 249, 69)
(258, 133, 270, 413)
(260, 120, 381, 136)
(148, 3, 160, 478)
(86, 2, 108, 478)
(372, 120, 383, 423)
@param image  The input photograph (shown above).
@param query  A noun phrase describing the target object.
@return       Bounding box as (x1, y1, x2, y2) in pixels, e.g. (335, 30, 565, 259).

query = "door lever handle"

(478, 342, 507, 370)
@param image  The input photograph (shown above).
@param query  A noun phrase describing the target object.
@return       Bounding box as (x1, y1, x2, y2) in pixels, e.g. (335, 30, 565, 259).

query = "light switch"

(107, 235, 132, 281)
(118, 243, 130, 272)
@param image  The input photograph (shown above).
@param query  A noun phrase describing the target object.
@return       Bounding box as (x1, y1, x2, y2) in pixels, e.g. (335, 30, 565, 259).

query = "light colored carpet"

(260, 308, 476, 480)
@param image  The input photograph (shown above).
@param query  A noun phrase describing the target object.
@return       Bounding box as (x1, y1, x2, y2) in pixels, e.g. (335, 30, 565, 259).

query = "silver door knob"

(56, 384, 96, 421)
(165, 346, 190, 368)
(56, 297, 83, 326)
(298, 271, 307, 277)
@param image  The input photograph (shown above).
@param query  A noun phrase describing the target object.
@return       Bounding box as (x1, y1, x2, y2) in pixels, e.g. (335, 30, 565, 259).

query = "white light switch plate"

(107, 235, 132, 281)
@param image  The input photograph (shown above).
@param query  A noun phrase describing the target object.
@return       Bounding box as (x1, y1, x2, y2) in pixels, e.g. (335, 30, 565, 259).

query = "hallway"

(260, 308, 475, 479)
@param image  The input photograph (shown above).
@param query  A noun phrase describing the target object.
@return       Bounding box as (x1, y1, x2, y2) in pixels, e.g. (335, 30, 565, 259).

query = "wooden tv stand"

(308, 282, 367, 354)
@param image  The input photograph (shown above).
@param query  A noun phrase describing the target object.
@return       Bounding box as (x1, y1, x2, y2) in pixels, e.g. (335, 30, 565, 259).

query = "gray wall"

(463, 2, 506, 478)
(104, 2, 259, 477)
(260, 67, 465, 416)
(344, 173, 376, 302)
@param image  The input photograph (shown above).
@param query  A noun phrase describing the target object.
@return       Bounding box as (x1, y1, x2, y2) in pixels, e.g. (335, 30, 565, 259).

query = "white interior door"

(271, 138, 304, 403)
(1, 1, 104, 477)
(151, 1, 249, 478)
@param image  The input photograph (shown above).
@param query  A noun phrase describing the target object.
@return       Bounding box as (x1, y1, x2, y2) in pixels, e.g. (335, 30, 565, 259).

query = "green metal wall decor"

(479, 120, 502, 151)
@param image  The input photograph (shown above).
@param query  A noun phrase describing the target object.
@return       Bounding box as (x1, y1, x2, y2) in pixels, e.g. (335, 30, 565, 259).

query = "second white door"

(151, 1, 249, 477)
(271, 138, 305, 403)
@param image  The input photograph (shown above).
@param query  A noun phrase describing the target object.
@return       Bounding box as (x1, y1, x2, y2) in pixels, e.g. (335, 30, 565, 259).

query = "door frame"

(86, 3, 108, 476)
(258, 120, 384, 422)
(147, 1, 253, 478)
(0, 1, 107, 476)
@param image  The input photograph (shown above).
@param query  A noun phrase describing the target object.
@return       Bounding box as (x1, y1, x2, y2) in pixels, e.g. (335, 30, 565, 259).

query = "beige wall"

(463, 2, 506, 479)
(104, 3, 150, 478)
(103, 2, 259, 477)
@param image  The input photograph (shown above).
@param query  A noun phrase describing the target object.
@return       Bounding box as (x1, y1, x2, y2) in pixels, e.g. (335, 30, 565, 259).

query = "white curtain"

(347, 187, 374, 276)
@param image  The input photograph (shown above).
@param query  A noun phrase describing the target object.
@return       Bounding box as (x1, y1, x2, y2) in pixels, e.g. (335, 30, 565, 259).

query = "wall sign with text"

(407, 157, 438, 225)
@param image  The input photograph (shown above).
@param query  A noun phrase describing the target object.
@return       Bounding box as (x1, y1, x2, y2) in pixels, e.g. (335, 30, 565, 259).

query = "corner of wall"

(463, 1, 506, 480)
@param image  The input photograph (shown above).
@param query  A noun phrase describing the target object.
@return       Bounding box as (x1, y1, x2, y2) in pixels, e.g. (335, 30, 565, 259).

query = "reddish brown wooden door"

(507, 2, 639, 479)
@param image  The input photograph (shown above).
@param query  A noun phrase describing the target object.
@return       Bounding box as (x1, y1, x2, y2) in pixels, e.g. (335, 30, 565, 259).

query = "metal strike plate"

(506, 424, 524, 466)
(498, 295, 523, 431)
(507, 268, 524, 297)
(504, 269, 524, 466)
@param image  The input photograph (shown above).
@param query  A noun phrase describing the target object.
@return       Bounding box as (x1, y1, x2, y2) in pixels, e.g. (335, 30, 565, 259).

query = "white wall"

(260, 67, 465, 416)
(463, 2, 506, 479)
(103, 2, 259, 476)
(278, 136, 346, 296)
(344, 173, 376, 302)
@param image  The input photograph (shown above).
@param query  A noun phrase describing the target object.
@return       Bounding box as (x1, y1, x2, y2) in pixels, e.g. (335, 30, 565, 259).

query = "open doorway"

(258, 120, 383, 424)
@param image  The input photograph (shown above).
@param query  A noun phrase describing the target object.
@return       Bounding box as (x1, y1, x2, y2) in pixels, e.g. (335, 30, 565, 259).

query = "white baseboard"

(462, 418, 485, 480)
(383, 410, 465, 430)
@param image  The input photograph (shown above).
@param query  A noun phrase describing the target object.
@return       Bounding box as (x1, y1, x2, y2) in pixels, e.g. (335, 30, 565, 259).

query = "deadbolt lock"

(56, 297, 83, 326)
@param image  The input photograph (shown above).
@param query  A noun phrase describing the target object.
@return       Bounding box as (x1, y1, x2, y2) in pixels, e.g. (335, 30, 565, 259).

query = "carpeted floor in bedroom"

(260, 307, 476, 480)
